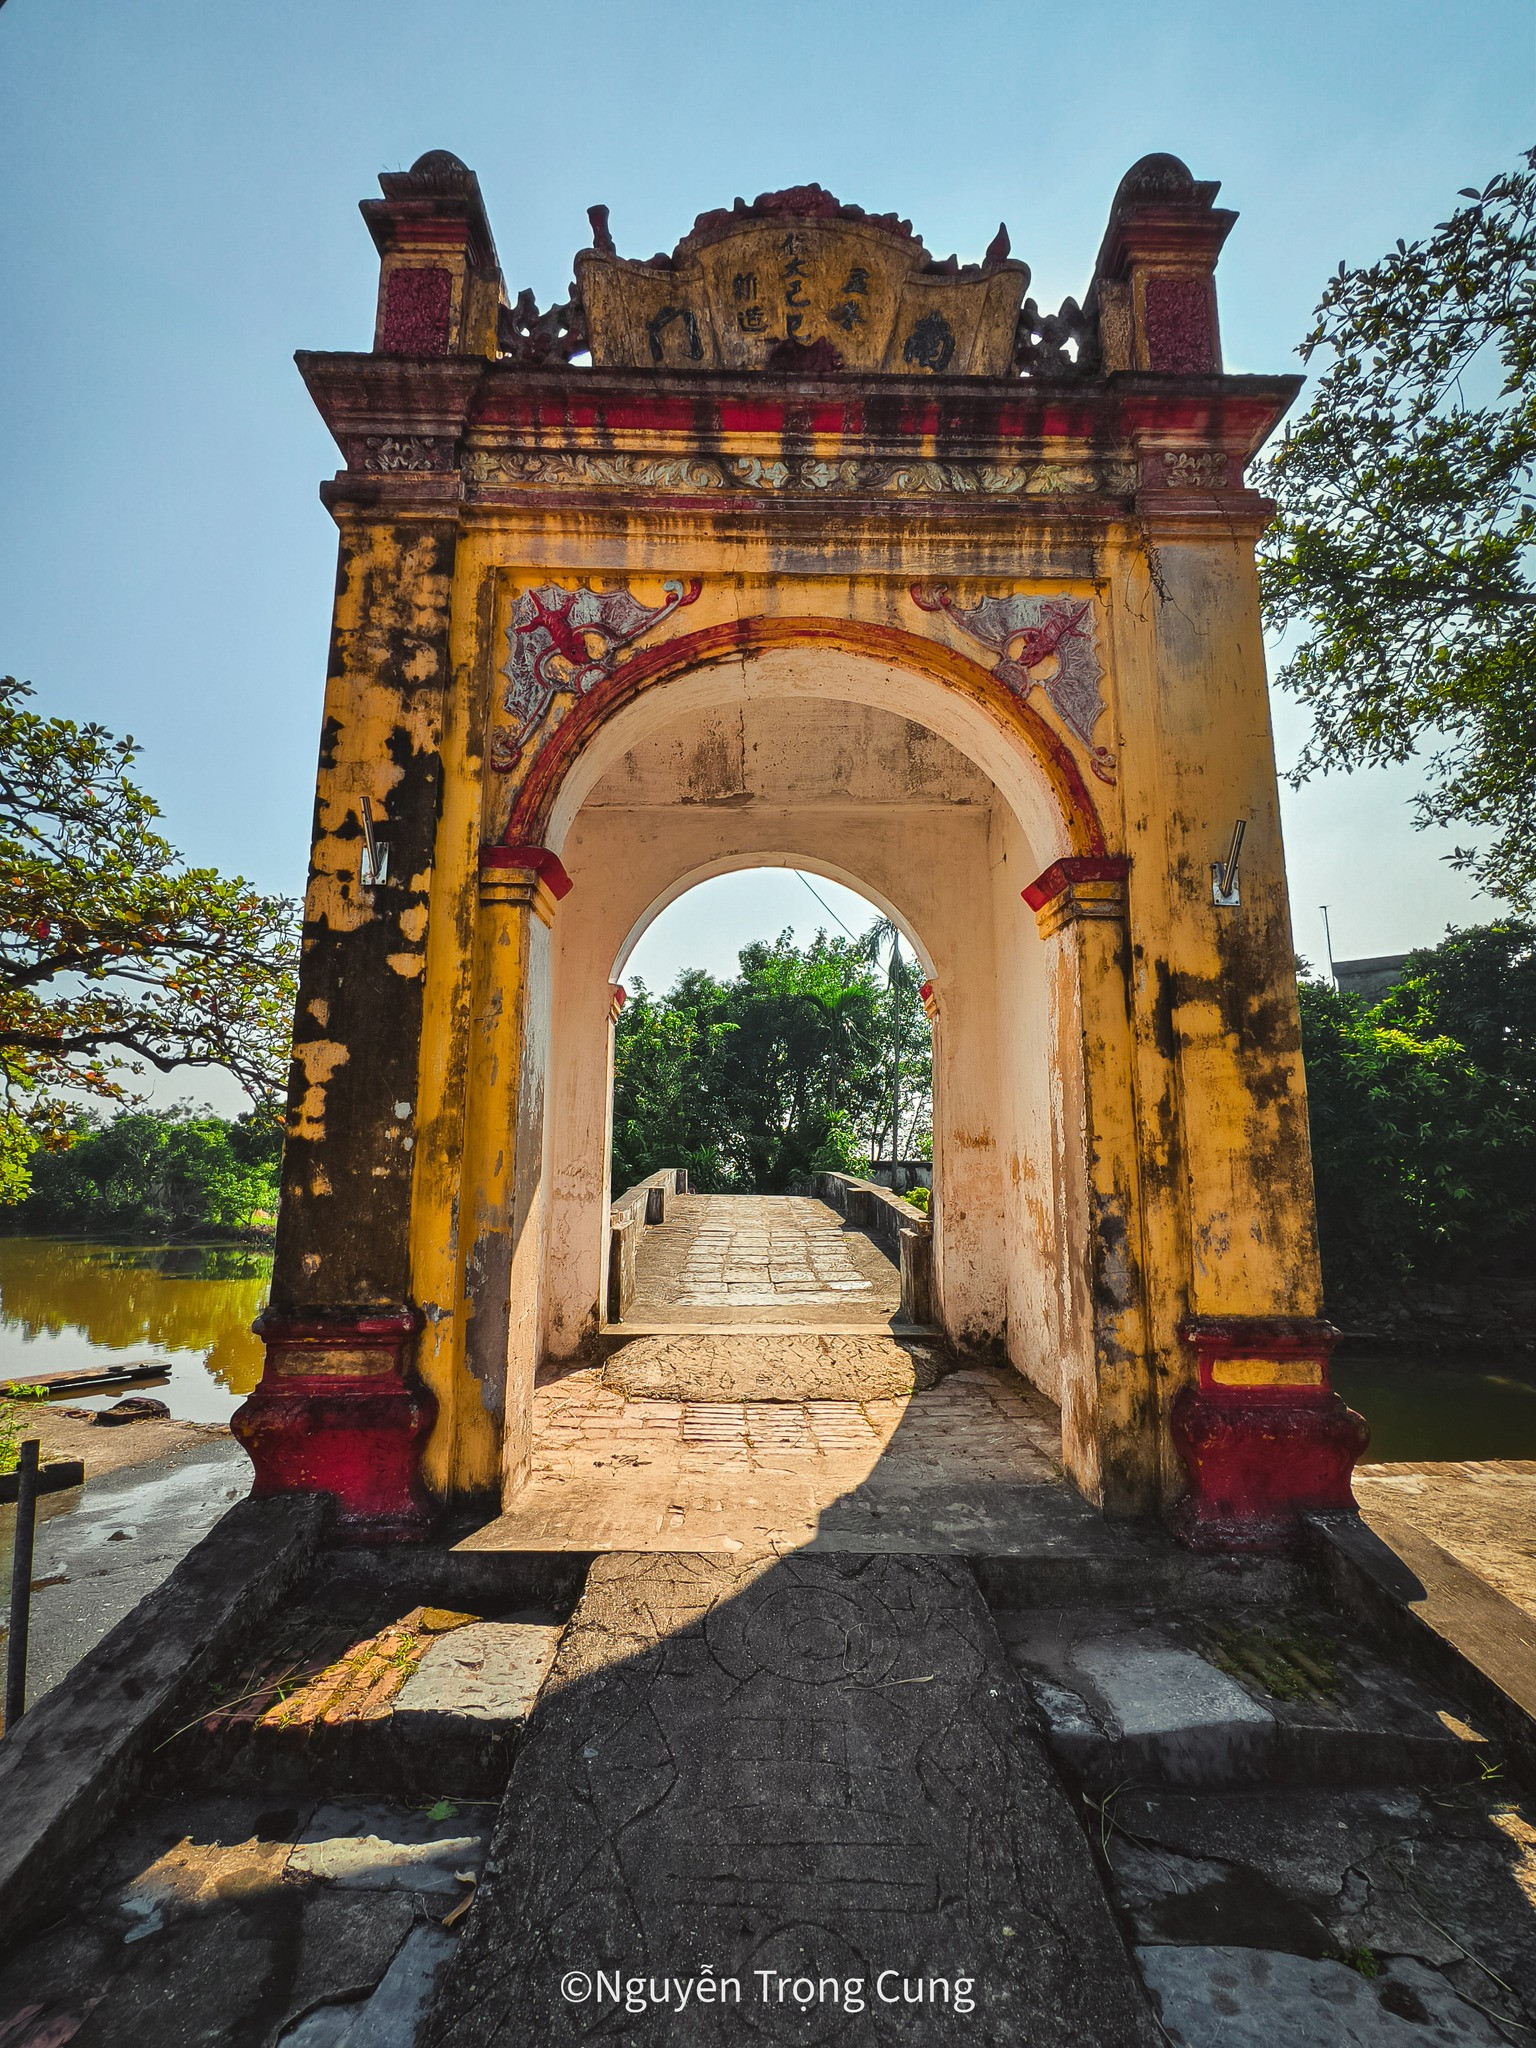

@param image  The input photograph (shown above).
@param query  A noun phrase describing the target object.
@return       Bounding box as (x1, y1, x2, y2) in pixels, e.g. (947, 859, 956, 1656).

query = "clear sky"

(2, 0, 1531, 1094)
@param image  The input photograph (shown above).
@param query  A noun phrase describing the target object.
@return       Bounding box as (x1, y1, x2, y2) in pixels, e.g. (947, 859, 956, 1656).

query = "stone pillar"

(459, 846, 570, 1503)
(1110, 503, 1368, 1545)
(233, 152, 503, 1536)
(232, 511, 455, 1537)
(1024, 857, 1157, 1517)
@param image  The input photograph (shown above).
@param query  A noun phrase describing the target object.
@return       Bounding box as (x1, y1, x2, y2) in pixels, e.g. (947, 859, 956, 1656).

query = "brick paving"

(462, 1365, 1068, 1557)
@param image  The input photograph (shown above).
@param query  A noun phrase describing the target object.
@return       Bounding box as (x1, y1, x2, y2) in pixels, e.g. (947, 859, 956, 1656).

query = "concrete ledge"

(1307, 1508, 1536, 1786)
(0, 1491, 330, 1947)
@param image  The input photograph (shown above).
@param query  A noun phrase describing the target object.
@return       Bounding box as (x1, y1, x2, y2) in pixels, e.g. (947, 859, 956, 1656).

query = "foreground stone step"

(1107, 1782, 1536, 2043)
(999, 1603, 1499, 1795)
(600, 1330, 953, 1401)
(424, 1550, 1159, 2046)
(0, 1792, 489, 2047)
(160, 1551, 581, 1802)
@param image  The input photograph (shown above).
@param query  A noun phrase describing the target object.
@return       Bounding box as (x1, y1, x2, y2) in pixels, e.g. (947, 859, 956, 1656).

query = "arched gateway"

(233, 153, 1368, 1548)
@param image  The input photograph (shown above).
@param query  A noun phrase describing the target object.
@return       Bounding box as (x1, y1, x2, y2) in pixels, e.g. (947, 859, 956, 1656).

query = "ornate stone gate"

(231, 151, 1368, 1546)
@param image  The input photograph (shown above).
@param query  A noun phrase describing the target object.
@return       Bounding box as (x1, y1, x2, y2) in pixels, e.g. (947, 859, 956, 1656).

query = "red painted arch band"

(500, 615, 1109, 859)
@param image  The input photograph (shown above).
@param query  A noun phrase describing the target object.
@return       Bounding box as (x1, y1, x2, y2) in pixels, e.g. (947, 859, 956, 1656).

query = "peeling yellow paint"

(387, 952, 426, 979)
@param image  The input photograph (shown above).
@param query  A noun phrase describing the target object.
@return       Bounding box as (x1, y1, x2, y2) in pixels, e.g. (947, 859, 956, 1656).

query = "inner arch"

(613, 854, 935, 985)
(536, 679, 1094, 1438)
(533, 638, 1095, 867)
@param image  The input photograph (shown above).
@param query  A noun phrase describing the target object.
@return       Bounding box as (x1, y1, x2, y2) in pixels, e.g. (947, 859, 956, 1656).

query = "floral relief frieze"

(464, 448, 1138, 500)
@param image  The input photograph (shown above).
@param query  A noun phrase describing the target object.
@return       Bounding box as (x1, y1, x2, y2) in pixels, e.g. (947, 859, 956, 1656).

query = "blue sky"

(1, 0, 1531, 1079)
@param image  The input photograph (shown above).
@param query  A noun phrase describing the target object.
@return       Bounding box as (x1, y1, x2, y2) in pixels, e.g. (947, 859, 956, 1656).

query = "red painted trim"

(918, 980, 934, 1003)
(609, 983, 627, 1009)
(501, 616, 1108, 856)
(1179, 1315, 1339, 1357)
(254, 1308, 421, 1343)
(478, 842, 574, 898)
(1171, 1386, 1369, 1552)
(1021, 855, 1130, 911)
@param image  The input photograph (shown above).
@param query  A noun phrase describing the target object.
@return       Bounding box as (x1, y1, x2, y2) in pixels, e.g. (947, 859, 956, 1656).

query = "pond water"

(1333, 1353, 1536, 1465)
(0, 1236, 269, 1424)
(3, 1236, 1535, 1460)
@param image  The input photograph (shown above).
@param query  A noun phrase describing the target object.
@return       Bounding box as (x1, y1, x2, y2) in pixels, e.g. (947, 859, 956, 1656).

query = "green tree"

(610, 969, 737, 1193)
(1299, 923, 1536, 1288)
(13, 1106, 281, 1238)
(712, 934, 887, 1191)
(1257, 154, 1536, 907)
(611, 928, 928, 1195)
(855, 916, 930, 1165)
(1, 677, 299, 1198)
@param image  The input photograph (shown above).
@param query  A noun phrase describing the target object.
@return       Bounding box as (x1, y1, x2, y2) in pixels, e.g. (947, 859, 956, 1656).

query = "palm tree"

(856, 917, 912, 1170)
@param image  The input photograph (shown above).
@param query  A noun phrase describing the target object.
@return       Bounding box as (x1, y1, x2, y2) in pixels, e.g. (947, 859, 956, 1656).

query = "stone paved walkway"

(628, 1193, 904, 1327)
(425, 1552, 1161, 2048)
(462, 1366, 1071, 1558)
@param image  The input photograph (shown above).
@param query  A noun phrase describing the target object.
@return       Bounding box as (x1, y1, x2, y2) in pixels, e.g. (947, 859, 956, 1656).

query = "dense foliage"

(1301, 922, 1536, 1287)
(8, 1105, 282, 1239)
(1, 676, 299, 1200)
(1257, 155, 1536, 910)
(611, 931, 932, 1195)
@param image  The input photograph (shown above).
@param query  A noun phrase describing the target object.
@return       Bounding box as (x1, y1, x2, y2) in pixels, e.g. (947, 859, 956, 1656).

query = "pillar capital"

(1023, 855, 1129, 937)
(478, 842, 573, 926)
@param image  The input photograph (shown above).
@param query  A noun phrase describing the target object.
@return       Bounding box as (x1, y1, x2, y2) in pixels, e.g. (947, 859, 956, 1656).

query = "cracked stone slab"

(394, 1624, 564, 1722)
(288, 1802, 489, 1894)
(1107, 1785, 1536, 2026)
(423, 1551, 1158, 2046)
(1001, 1608, 1496, 1792)
(281, 1923, 460, 2046)
(1138, 1946, 1507, 2045)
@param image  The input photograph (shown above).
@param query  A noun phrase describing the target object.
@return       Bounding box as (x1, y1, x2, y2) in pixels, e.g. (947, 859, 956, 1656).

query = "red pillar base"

(1170, 1317, 1370, 1552)
(230, 1310, 436, 1541)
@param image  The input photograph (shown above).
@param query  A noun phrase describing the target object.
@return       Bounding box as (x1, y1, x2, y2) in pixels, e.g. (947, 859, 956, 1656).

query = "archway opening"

(527, 647, 1097, 1429)
(606, 866, 934, 1333)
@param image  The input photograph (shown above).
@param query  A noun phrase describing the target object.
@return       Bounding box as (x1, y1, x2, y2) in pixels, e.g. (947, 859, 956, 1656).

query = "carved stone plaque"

(576, 186, 1028, 377)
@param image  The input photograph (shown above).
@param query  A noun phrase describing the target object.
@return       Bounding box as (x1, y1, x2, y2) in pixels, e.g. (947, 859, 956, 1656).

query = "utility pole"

(1320, 906, 1336, 984)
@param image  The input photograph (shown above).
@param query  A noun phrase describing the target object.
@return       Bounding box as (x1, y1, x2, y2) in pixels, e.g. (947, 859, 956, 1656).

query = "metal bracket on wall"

(359, 800, 390, 890)
(1211, 819, 1245, 907)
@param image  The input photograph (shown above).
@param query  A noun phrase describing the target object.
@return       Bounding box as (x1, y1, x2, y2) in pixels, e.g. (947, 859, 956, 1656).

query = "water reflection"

(0, 1237, 270, 1424)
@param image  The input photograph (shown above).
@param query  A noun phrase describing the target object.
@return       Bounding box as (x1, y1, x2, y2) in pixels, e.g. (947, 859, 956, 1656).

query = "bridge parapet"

(607, 1169, 689, 1324)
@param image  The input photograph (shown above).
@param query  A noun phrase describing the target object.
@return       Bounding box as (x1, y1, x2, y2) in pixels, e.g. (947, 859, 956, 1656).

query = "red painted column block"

(231, 1309, 436, 1540)
(1171, 1316, 1369, 1551)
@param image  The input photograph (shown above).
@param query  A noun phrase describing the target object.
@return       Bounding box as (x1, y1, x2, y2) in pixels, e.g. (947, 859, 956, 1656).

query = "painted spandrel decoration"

(493, 579, 702, 773)
(573, 185, 1030, 377)
(912, 585, 1115, 784)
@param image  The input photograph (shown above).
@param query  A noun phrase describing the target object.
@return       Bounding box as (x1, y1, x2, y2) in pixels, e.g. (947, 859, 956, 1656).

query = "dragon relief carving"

(494, 579, 702, 771)
(912, 586, 1115, 783)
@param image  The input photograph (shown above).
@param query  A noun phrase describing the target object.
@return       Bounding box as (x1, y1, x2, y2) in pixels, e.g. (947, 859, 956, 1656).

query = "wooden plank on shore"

(2, 1363, 171, 1398)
